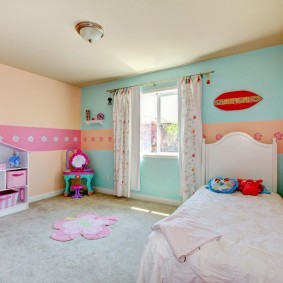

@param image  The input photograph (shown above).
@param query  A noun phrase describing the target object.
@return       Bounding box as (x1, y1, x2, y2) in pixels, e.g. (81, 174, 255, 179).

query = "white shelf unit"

(0, 142, 29, 217)
(85, 119, 104, 125)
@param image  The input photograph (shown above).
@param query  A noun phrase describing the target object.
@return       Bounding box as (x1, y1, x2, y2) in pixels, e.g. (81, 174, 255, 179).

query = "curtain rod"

(106, 70, 214, 94)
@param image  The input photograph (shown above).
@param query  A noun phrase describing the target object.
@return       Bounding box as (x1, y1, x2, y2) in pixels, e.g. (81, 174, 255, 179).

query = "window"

(140, 88, 178, 156)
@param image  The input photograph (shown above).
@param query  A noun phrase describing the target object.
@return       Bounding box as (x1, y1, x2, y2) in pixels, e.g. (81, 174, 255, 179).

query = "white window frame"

(141, 87, 178, 158)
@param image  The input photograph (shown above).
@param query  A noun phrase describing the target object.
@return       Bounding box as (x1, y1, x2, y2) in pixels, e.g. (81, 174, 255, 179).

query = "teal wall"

(82, 45, 283, 200)
(138, 157, 180, 201)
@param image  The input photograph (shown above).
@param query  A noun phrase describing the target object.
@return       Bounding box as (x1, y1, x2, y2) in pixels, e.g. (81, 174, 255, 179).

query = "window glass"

(160, 94, 178, 153)
(141, 88, 178, 155)
(140, 93, 157, 154)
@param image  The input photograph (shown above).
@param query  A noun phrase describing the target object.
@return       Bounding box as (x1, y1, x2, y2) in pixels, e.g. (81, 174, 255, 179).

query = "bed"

(137, 132, 283, 283)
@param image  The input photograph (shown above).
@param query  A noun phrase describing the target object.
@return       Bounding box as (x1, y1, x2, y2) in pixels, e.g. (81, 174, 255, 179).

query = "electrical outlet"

(105, 175, 109, 181)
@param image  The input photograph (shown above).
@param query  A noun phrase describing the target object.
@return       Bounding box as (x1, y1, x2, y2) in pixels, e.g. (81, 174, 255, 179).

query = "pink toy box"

(0, 189, 19, 210)
(6, 170, 27, 189)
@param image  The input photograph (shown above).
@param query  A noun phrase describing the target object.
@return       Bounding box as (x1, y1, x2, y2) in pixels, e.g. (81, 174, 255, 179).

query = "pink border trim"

(0, 125, 81, 151)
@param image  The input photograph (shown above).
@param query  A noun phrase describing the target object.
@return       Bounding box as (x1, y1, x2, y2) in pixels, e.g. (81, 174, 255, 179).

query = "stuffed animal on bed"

(237, 179, 264, 196)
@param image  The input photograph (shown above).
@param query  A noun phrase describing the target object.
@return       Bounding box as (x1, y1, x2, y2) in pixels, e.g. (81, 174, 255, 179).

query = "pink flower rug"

(50, 212, 118, 242)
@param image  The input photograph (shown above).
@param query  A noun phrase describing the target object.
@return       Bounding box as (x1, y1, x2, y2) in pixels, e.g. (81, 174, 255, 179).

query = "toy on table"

(63, 149, 94, 197)
(9, 151, 20, 167)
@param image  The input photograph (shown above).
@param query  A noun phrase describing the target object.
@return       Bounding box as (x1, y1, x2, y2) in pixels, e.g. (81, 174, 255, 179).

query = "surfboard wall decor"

(214, 90, 262, 111)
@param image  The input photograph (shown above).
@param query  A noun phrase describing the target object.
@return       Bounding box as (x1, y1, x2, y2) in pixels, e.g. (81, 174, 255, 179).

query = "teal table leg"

(63, 175, 72, 196)
(84, 174, 94, 195)
(63, 173, 94, 196)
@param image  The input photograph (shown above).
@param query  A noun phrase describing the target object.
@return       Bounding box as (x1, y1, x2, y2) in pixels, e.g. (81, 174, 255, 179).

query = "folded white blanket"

(153, 217, 222, 262)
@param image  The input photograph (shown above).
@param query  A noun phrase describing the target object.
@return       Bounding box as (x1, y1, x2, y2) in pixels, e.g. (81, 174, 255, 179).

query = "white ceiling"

(0, 0, 283, 87)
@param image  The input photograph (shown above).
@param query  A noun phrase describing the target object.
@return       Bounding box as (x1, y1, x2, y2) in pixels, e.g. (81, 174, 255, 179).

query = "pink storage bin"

(0, 189, 19, 209)
(6, 170, 27, 188)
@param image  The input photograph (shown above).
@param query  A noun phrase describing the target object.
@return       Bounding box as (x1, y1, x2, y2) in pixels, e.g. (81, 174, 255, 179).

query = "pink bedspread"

(153, 213, 222, 262)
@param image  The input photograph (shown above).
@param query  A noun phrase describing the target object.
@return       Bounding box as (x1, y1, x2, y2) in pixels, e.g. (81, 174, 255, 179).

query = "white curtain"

(178, 75, 203, 202)
(130, 87, 141, 191)
(113, 86, 140, 197)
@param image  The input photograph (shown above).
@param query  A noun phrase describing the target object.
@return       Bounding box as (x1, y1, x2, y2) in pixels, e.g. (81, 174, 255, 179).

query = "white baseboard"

(94, 187, 181, 206)
(29, 189, 64, 203)
(130, 193, 181, 206)
(0, 203, 29, 217)
(29, 187, 181, 206)
(94, 187, 114, 195)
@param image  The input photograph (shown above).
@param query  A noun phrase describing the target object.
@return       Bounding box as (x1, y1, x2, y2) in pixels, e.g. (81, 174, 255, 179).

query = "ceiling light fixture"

(75, 21, 104, 43)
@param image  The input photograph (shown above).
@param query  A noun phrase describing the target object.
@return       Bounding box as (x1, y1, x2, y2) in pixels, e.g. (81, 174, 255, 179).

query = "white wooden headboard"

(202, 132, 277, 192)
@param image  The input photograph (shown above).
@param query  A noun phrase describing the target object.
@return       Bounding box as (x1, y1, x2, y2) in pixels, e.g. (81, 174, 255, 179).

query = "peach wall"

(29, 151, 66, 197)
(0, 64, 81, 129)
(0, 63, 81, 198)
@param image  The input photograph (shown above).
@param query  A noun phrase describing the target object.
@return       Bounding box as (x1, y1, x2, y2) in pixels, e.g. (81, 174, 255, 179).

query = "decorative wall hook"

(107, 97, 112, 105)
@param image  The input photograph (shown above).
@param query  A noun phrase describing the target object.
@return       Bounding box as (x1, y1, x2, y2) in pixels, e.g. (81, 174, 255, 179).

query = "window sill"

(141, 153, 178, 159)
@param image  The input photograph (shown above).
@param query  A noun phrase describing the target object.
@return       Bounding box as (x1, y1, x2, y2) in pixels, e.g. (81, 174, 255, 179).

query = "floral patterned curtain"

(113, 87, 140, 197)
(179, 75, 203, 201)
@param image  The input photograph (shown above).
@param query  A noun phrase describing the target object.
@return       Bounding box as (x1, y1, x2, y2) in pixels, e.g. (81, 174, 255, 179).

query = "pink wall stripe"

(1, 120, 282, 153)
(81, 120, 283, 153)
(0, 125, 81, 151)
(81, 129, 113, 150)
(203, 120, 283, 154)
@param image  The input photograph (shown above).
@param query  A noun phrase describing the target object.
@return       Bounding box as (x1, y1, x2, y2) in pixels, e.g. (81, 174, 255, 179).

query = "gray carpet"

(0, 193, 177, 283)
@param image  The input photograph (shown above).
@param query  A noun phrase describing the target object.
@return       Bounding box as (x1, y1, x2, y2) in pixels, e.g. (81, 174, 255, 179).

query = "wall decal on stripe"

(254, 132, 263, 141)
(0, 125, 81, 151)
(274, 132, 283, 140)
(216, 133, 223, 140)
(214, 90, 262, 111)
(81, 129, 113, 150)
